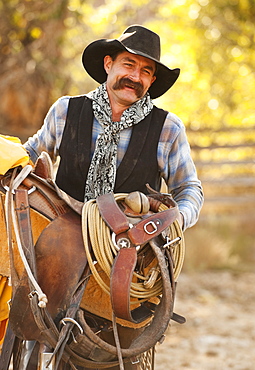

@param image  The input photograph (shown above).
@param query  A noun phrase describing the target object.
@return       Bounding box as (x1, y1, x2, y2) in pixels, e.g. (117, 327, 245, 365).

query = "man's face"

(104, 51, 156, 107)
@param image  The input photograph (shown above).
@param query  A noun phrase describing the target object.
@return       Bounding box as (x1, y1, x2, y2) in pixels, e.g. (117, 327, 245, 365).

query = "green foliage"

(59, 0, 255, 134)
(1, 0, 254, 131)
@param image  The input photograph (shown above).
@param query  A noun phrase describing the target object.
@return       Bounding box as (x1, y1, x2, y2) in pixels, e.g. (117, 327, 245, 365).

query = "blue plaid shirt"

(24, 95, 203, 230)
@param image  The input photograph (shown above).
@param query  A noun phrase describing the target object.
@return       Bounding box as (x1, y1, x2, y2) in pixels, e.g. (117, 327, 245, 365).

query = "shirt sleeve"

(158, 112, 204, 230)
(23, 96, 71, 164)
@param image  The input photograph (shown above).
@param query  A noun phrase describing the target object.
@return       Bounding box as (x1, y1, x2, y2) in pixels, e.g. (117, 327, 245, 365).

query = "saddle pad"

(81, 262, 159, 329)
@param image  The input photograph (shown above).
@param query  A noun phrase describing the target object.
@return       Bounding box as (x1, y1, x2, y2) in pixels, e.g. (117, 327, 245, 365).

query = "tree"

(0, 0, 70, 141)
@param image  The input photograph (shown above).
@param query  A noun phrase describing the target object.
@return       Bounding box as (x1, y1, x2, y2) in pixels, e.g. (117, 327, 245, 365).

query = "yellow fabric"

(0, 134, 29, 175)
(0, 276, 12, 344)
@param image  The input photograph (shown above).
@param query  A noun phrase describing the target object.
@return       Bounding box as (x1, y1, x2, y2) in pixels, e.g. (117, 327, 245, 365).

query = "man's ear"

(103, 55, 112, 74)
(151, 75, 156, 85)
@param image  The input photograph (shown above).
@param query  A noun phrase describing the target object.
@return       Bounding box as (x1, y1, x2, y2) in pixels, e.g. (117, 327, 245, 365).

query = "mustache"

(112, 77, 144, 98)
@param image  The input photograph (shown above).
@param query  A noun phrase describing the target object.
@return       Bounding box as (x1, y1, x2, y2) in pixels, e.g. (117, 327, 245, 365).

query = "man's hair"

(109, 50, 123, 61)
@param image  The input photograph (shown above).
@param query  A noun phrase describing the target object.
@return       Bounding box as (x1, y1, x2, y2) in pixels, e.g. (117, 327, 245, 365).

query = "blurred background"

(1, 0, 254, 272)
(1, 0, 254, 368)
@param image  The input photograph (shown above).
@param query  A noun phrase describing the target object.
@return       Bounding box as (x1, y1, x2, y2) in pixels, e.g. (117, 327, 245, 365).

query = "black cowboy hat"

(82, 25, 180, 99)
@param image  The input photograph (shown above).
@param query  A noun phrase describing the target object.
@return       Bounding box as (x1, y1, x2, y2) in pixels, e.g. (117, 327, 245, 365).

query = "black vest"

(56, 96, 167, 202)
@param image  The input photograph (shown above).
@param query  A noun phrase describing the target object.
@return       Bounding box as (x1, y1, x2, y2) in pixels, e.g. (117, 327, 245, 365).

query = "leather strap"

(96, 192, 178, 323)
(0, 324, 16, 370)
(14, 189, 37, 275)
(96, 193, 129, 234)
(128, 208, 177, 245)
(97, 192, 178, 247)
(110, 248, 136, 321)
(110, 247, 155, 323)
(76, 237, 174, 359)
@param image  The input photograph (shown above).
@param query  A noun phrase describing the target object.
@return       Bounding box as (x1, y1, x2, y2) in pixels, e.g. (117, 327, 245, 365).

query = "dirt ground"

(154, 271, 255, 370)
(2, 271, 254, 370)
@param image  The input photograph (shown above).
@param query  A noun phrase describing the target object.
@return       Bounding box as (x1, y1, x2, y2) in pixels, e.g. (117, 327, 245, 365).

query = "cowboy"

(24, 25, 204, 230)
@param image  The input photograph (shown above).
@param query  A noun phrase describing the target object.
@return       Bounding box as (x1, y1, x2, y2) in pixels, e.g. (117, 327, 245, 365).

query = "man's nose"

(129, 68, 141, 81)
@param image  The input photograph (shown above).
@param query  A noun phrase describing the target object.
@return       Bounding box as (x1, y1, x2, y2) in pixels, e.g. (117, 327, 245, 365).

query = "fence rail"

(187, 127, 255, 215)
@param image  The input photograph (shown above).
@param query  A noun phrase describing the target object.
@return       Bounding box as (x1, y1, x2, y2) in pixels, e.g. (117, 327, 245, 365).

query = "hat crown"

(119, 25, 161, 61)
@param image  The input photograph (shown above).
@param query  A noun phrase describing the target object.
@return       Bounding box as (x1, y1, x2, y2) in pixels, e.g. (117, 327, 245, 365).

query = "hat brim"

(82, 39, 180, 99)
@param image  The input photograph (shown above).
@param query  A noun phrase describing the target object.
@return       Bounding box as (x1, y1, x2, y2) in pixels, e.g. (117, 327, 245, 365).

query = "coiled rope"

(81, 193, 185, 303)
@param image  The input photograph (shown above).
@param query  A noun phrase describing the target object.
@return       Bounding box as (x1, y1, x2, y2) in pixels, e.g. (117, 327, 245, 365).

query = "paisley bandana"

(85, 82, 153, 201)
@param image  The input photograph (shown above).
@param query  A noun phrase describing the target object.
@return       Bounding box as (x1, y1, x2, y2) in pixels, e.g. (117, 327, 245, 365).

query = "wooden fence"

(182, 126, 255, 271)
(188, 126, 255, 217)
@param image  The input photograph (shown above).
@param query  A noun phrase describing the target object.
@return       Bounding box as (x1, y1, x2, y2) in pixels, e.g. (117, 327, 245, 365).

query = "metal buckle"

(143, 220, 160, 235)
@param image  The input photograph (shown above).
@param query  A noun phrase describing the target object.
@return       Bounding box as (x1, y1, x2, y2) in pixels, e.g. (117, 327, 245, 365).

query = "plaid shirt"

(24, 95, 203, 230)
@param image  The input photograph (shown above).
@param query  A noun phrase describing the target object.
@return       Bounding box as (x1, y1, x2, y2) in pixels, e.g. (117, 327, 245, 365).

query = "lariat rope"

(81, 194, 185, 302)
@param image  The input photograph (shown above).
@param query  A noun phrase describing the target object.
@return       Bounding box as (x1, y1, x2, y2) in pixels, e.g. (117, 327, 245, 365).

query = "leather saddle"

(0, 153, 185, 368)
(0, 154, 87, 341)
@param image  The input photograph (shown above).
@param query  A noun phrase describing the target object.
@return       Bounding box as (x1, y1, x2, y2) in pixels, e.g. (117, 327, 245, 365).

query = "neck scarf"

(85, 82, 153, 201)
